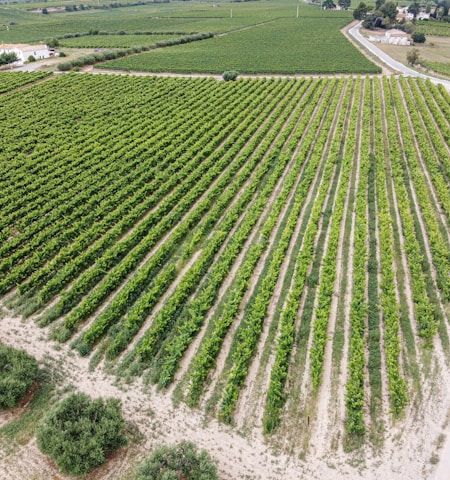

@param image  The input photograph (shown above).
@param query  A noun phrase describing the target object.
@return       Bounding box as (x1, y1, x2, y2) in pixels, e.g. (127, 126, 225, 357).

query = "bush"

(406, 47, 420, 65)
(222, 70, 239, 81)
(412, 32, 426, 43)
(27, 55, 36, 62)
(57, 62, 72, 71)
(58, 51, 66, 57)
(0, 344, 38, 409)
(81, 55, 97, 65)
(136, 441, 218, 480)
(47, 38, 59, 48)
(0, 51, 18, 66)
(353, 2, 370, 19)
(70, 58, 85, 68)
(402, 22, 416, 34)
(37, 393, 126, 475)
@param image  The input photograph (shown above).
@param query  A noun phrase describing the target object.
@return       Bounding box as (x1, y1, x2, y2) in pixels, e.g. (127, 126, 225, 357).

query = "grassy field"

(416, 20, 450, 37)
(99, 15, 379, 74)
(0, 73, 448, 451)
(422, 60, 450, 78)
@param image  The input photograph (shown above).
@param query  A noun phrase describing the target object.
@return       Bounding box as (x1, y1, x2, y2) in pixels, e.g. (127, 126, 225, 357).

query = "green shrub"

(412, 32, 426, 43)
(27, 55, 36, 63)
(0, 344, 38, 409)
(47, 38, 59, 48)
(58, 51, 66, 57)
(81, 55, 97, 65)
(136, 441, 218, 480)
(37, 393, 126, 475)
(223, 70, 239, 81)
(71, 58, 85, 68)
(57, 62, 72, 71)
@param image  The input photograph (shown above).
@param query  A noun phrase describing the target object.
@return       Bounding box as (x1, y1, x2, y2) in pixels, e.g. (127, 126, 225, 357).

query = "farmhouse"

(0, 43, 51, 65)
(396, 6, 414, 21)
(368, 29, 411, 46)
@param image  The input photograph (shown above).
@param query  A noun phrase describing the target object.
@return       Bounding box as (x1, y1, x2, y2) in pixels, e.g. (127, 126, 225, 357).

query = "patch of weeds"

(430, 453, 440, 465)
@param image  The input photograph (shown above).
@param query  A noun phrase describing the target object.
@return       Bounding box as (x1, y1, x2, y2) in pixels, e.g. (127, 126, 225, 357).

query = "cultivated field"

(0, 71, 49, 93)
(58, 33, 186, 48)
(416, 20, 450, 37)
(1, 73, 449, 480)
(100, 16, 379, 74)
(0, 0, 380, 74)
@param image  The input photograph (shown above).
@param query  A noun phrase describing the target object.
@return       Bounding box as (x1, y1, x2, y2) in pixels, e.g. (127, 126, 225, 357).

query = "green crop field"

(416, 20, 450, 37)
(0, 71, 49, 93)
(422, 60, 450, 78)
(59, 33, 183, 48)
(100, 16, 379, 74)
(1, 74, 449, 456)
(0, 0, 291, 43)
(0, 0, 380, 74)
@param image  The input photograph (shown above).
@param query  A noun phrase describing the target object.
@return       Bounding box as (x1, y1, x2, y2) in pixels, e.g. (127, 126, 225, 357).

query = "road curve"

(348, 21, 450, 90)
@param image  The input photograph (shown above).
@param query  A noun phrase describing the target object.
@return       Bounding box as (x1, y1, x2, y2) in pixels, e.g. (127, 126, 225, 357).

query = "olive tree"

(136, 441, 218, 480)
(37, 393, 127, 475)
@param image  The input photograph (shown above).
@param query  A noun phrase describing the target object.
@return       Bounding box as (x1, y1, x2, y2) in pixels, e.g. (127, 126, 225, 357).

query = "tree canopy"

(353, 2, 371, 19)
(37, 393, 127, 475)
(136, 441, 219, 480)
(0, 52, 19, 66)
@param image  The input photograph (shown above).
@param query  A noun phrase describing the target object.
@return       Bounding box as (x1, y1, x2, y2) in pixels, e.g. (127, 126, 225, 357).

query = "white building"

(417, 12, 431, 20)
(368, 29, 411, 46)
(397, 6, 414, 21)
(0, 44, 51, 65)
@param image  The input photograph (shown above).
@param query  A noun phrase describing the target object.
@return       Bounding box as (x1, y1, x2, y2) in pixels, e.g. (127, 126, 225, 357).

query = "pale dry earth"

(1, 311, 450, 480)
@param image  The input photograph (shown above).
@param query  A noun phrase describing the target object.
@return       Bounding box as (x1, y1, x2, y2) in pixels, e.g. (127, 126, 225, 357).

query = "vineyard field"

(59, 33, 185, 48)
(416, 20, 450, 37)
(99, 16, 380, 74)
(0, 72, 50, 93)
(0, 0, 338, 44)
(1, 73, 450, 476)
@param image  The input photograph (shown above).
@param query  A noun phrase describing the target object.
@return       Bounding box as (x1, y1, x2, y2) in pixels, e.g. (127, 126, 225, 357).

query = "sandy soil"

(1, 312, 450, 480)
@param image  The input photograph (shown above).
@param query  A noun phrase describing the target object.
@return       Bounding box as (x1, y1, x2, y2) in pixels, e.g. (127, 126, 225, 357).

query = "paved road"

(348, 21, 450, 90)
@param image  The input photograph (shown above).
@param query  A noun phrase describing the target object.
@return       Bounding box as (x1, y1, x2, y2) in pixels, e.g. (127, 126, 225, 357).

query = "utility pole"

(297, 5, 299, 17)
(230, 8, 233, 18)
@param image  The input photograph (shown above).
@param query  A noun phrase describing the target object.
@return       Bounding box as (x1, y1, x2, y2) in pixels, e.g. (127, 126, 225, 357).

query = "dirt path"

(88, 66, 385, 81)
